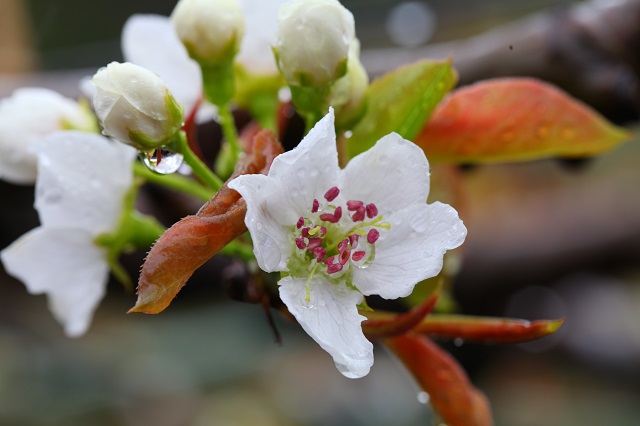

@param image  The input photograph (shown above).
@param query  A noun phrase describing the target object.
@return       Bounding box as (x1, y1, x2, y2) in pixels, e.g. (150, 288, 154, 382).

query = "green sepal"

(346, 59, 457, 159)
(94, 177, 166, 290)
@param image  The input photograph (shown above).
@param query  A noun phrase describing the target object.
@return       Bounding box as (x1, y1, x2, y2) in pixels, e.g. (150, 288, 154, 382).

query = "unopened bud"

(274, 0, 355, 87)
(92, 62, 184, 150)
(171, 0, 245, 66)
(331, 40, 369, 129)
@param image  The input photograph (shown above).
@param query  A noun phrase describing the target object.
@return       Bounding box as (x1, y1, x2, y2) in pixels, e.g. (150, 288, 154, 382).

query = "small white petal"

(0, 88, 95, 185)
(352, 202, 467, 299)
(1, 227, 109, 337)
(237, 0, 284, 74)
(279, 276, 373, 378)
(32, 131, 135, 234)
(266, 109, 340, 215)
(341, 133, 430, 216)
(122, 14, 203, 116)
(228, 174, 293, 272)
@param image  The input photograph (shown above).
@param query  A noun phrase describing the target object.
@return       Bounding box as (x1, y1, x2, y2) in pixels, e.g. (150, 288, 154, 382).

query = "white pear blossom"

(91, 62, 184, 151)
(228, 110, 467, 378)
(274, 0, 355, 87)
(1, 131, 136, 337)
(0, 88, 96, 185)
(171, 0, 245, 65)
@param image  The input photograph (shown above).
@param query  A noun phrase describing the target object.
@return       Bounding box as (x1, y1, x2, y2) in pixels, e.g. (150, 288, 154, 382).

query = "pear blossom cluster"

(0, 0, 467, 381)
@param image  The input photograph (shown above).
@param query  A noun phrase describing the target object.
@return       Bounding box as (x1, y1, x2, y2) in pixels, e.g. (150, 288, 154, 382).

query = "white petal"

(341, 133, 430, 216)
(266, 109, 340, 215)
(32, 131, 135, 234)
(352, 202, 467, 299)
(1, 227, 109, 337)
(228, 174, 294, 272)
(122, 14, 203, 116)
(279, 275, 373, 378)
(0, 88, 96, 185)
(237, 0, 285, 74)
(228, 110, 340, 271)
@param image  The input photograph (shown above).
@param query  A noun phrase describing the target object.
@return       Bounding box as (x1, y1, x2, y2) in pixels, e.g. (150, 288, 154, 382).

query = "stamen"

(349, 234, 359, 248)
(352, 251, 366, 261)
(347, 200, 363, 211)
(324, 256, 336, 265)
(366, 203, 378, 219)
(301, 227, 310, 238)
(296, 217, 305, 229)
(327, 263, 343, 274)
(313, 247, 326, 262)
(367, 228, 380, 244)
(311, 199, 319, 213)
(338, 239, 348, 253)
(324, 186, 340, 202)
(295, 238, 307, 249)
(351, 207, 365, 222)
(319, 226, 327, 237)
(339, 249, 351, 265)
(307, 238, 322, 250)
(333, 206, 343, 221)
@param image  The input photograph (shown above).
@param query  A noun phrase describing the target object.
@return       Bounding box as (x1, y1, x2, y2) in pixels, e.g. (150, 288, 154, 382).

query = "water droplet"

(301, 299, 314, 309)
(453, 337, 464, 347)
(344, 130, 353, 139)
(141, 148, 183, 174)
(417, 391, 430, 404)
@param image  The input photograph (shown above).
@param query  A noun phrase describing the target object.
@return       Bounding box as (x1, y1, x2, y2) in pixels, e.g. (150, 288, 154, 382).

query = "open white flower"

(228, 110, 467, 378)
(0, 88, 96, 185)
(1, 131, 135, 337)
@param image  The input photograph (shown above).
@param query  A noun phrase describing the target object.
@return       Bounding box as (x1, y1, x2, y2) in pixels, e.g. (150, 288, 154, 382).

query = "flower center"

(290, 186, 391, 303)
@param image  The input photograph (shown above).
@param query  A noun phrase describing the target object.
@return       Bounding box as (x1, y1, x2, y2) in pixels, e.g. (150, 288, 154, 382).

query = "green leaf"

(346, 59, 457, 158)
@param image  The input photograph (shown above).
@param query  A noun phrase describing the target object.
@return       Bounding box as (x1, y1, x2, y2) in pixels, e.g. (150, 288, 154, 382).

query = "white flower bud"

(171, 0, 245, 65)
(275, 0, 355, 87)
(331, 40, 369, 128)
(0, 88, 96, 184)
(91, 62, 184, 151)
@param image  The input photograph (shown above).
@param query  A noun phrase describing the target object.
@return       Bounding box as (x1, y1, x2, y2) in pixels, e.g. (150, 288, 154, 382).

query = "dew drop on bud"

(141, 148, 184, 174)
(417, 391, 430, 404)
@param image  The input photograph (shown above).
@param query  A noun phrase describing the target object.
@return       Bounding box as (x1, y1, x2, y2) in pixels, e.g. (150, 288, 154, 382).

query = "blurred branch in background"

(362, 0, 640, 123)
(0, 0, 36, 73)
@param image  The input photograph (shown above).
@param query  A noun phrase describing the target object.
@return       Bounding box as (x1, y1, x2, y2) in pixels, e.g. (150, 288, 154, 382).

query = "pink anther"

(365, 203, 378, 219)
(306, 238, 322, 250)
(347, 200, 364, 211)
(311, 199, 320, 213)
(327, 263, 344, 274)
(351, 251, 366, 261)
(351, 207, 365, 222)
(349, 234, 360, 248)
(324, 186, 340, 202)
(367, 229, 380, 244)
(301, 227, 310, 238)
(296, 217, 305, 229)
(339, 249, 351, 265)
(338, 239, 348, 253)
(295, 238, 307, 249)
(313, 248, 326, 262)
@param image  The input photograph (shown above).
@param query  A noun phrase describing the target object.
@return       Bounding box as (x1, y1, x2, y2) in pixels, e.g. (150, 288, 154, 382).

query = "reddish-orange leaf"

(386, 334, 493, 426)
(129, 130, 284, 314)
(361, 290, 439, 339)
(416, 315, 564, 344)
(417, 78, 630, 163)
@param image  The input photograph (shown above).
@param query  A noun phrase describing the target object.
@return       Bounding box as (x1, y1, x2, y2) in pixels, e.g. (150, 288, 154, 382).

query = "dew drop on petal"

(353, 244, 375, 269)
(141, 148, 184, 174)
(301, 299, 315, 309)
